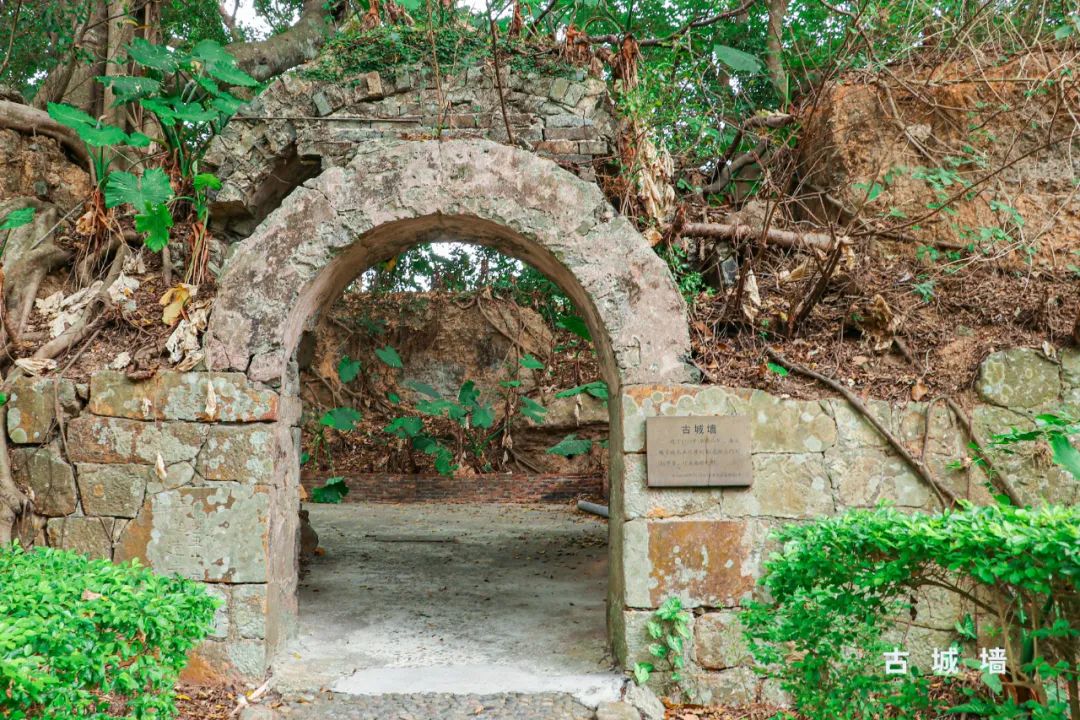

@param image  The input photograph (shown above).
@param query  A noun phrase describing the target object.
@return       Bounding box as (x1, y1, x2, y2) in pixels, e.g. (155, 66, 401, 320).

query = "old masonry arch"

(203, 137, 693, 670)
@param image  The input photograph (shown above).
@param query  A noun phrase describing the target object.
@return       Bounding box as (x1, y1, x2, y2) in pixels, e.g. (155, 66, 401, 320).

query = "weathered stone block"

(623, 452, 723, 520)
(47, 517, 114, 559)
(114, 485, 270, 583)
(1062, 348, 1080, 387)
(825, 447, 930, 508)
(76, 463, 147, 518)
(621, 385, 750, 453)
(692, 666, 759, 706)
(88, 371, 279, 422)
(12, 443, 76, 516)
(749, 391, 836, 453)
(548, 77, 571, 101)
(184, 638, 267, 682)
(829, 398, 891, 448)
(694, 611, 751, 670)
(66, 416, 207, 465)
(232, 584, 268, 639)
(543, 125, 593, 141)
(625, 518, 756, 608)
(205, 584, 230, 639)
(196, 425, 276, 481)
(7, 376, 78, 444)
(725, 454, 835, 518)
(976, 348, 1060, 408)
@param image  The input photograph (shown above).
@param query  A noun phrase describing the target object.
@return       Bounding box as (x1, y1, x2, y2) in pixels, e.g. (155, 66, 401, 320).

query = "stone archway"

(204, 137, 692, 669)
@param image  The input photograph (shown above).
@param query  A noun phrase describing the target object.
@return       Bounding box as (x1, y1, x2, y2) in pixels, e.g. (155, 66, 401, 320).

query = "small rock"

(596, 700, 641, 720)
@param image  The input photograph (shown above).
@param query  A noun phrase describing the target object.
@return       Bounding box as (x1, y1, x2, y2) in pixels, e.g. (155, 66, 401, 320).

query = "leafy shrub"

(1, 544, 219, 719)
(741, 502, 1080, 720)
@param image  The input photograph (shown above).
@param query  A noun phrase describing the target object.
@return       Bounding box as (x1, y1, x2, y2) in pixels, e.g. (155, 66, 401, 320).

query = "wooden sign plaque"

(645, 416, 753, 488)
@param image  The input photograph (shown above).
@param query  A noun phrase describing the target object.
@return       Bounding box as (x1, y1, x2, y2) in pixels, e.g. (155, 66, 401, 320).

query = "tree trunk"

(765, 0, 789, 105)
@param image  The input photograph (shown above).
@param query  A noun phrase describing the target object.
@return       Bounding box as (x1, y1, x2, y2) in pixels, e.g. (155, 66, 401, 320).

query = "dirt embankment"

(299, 291, 609, 482)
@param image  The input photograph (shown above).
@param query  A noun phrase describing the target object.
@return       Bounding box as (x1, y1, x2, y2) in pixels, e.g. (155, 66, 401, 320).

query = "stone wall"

(611, 345, 1080, 703)
(9, 370, 292, 679)
(11, 344, 1077, 691)
(204, 62, 616, 235)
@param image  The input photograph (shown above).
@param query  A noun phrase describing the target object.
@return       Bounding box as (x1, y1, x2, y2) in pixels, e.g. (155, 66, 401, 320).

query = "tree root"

(765, 347, 959, 509)
(0, 100, 90, 170)
(681, 221, 849, 253)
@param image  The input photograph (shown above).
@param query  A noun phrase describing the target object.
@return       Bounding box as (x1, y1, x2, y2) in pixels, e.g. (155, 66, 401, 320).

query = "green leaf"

(556, 314, 591, 341)
(1048, 433, 1080, 480)
(547, 434, 592, 458)
(210, 94, 246, 116)
(46, 102, 96, 130)
(633, 662, 652, 685)
(406, 380, 442, 399)
(472, 405, 495, 429)
(193, 173, 222, 191)
(79, 123, 131, 148)
(97, 75, 161, 105)
(981, 671, 1003, 695)
(189, 39, 236, 68)
(0, 392, 7, 406)
(205, 62, 259, 88)
(457, 380, 480, 406)
(555, 381, 608, 400)
(126, 38, 179, 72)
(320, 407, 362, 431)
(1054, 22, 1074, 40)
(0, 207, 35, 231)
(375, 345, 403, 368)
(385, 416, 423, 438)
(337, 355, 362, 383)
(713, 44, 763, 73)
(125, 131, 153, 148)
(519, 396, 547, 423)
(519, 354, 545, 370)
(311, 477, 349, 504)
(134, 204, 173, 252)
(104, 168, 174, 211)
(766, 362, 789, 377)
(387, 392, 400, 404)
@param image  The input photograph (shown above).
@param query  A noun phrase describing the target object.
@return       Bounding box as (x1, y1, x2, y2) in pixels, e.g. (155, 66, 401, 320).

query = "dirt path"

(272, 503, 620, 704)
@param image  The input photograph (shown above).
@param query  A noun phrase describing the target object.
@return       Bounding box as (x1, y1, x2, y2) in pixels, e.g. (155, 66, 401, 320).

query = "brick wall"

(301, 472, 604, 504)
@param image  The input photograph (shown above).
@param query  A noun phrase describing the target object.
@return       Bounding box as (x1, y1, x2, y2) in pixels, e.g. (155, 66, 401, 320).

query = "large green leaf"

(126, 38, 179, 73)
(134, 204, 173, 252)
(1049, 433, 1080, 481)
(311, 477, 349, 504)
(104, 169, 174, 211)
(206, 62, 258, 88)
(457, 380, 480, 406)
(519, 354, 544, 370)
(556, 314, 591, 341)
(547, 434, 592, 457)
(97, 75, 161, 105)
(713, 44, 764, 73)
(320, 407, 362, 431)
(46, 102, 96, 129)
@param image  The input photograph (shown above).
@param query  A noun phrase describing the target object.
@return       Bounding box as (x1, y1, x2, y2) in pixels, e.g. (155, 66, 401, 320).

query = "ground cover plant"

(0, 544, 219, 719)
(741, 501, 1080, 720)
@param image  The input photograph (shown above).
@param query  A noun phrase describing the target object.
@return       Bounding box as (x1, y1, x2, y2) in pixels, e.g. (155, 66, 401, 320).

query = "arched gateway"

(202, 137, 693, 673)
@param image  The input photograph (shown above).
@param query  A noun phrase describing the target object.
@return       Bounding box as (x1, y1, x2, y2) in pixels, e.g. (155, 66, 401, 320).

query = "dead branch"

(0, 100, 91, 169)
(682, 221, 848, 252)
(765, 347, 958, 509)
(31, 244, 128, 362)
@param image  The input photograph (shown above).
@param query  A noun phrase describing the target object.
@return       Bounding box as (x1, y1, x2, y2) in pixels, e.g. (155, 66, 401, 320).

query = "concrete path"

(272, 503, 623, 710)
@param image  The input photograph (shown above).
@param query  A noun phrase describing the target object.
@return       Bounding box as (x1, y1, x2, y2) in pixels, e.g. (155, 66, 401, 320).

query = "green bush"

(0, 544, 220, 719)
(741, 502, 1080, 720)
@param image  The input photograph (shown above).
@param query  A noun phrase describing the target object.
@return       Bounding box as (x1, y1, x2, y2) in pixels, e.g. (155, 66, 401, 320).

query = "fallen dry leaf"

(160, 283, 197, 327)
(912, 379, 928, 401)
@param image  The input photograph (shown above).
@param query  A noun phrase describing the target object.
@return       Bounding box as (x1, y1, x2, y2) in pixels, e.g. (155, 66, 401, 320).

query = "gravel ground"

(271, 691, 598, 720)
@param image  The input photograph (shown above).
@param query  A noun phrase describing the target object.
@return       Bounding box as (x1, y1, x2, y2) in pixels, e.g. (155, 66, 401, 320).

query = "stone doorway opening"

(270, 241, 619, 696)
(204, 138, 694, 685)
